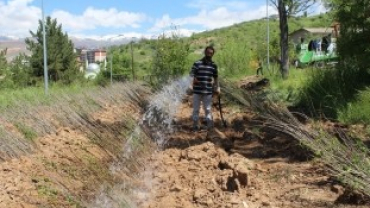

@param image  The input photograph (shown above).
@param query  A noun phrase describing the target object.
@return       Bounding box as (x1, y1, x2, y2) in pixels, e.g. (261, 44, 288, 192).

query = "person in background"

(187, 46, 220, 132)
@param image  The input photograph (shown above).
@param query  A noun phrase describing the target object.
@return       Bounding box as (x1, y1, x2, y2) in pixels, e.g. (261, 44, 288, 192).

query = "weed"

(14, 122, 38, 141)
(37, 184, 59, 198)
(65, 195, 83, 208)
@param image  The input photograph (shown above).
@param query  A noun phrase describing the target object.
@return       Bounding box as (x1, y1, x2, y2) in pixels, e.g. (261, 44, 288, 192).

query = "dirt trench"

(0, 82, 369, 208)
(134, 96, 370, 208)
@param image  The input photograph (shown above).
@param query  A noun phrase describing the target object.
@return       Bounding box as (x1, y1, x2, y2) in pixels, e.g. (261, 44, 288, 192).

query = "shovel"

(218, 94, 227, 128)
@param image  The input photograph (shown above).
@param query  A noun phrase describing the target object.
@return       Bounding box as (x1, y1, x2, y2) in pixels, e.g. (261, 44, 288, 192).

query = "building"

(76, 49, 107, 64)
(289, 27, 332, 44)
(75, 48, 107, 76)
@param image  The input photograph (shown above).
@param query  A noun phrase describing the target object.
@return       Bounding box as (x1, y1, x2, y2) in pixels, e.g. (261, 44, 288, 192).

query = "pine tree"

(25, 17, 80, 83)
(0, 48, 8, 76)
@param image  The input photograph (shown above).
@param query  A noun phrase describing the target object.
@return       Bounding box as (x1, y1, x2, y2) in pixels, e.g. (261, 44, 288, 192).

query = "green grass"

(264, 64, 309, 105)
(0, 83, 98, 110)
(14, 122, 38, 141)
(338, 88, 370, 124)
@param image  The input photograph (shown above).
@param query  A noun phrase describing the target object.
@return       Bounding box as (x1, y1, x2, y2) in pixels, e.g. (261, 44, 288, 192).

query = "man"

(188, 46, 220, 132)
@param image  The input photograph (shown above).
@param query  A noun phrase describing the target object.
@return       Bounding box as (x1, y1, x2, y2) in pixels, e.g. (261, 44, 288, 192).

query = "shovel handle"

(218, 94, 227, 128)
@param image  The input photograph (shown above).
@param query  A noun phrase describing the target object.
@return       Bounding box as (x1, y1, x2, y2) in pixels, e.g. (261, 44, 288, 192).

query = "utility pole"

(110, 53, 113, 85)
(266, 0, 270, 72)
(42, 0, 49, 95)
(130, 40, 135, 80)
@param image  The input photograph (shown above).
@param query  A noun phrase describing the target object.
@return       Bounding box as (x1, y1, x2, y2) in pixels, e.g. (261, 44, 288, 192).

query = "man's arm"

(190, 62, 200, 85)
(213, 77, 220, 95)
(213, 65, 220, 95)
(187, 62, 198, 95)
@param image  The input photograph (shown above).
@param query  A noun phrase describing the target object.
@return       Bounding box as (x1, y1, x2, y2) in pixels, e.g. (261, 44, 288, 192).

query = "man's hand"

(186, 85, 193, 95)
(214, 87, 221, 95)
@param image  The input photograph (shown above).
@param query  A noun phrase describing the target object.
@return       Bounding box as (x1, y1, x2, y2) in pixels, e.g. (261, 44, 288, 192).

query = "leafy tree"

(298, 0, 370, 118)
(270, 0, 318, 78)
(8, 53, 33, 87)
(25, 17, 79, 84)
(0, 48, 8, 76)
(324, 0, 370, 72)
(216, 37, 252, 76)
(151, 32, 190, 83)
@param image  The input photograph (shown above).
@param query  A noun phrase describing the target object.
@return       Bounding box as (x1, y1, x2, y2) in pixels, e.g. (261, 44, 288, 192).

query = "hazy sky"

(0, 0, 326, 39)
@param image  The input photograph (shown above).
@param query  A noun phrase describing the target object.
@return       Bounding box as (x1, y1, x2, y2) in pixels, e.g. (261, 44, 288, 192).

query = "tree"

(25, 17, 79, 83)
(8, 53, 33, 87)
(151, 32, 190, 83)
(270, 0, 317, 78)
(323, 0, 370, 67)
(0, 48, 8, 76)
(322, 0, 370, 83)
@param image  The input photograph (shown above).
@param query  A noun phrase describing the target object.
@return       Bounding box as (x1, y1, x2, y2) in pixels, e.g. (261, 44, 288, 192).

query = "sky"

(0, 0, 327, 40)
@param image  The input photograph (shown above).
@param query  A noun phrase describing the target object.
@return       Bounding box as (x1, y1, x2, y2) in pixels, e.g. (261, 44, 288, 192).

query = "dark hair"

(204, 45, 215, 54)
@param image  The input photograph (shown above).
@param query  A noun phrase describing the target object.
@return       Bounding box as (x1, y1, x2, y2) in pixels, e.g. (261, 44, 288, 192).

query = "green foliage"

(14, 122, 38, 141)
(93, 70, 110, 87)
(215, 38, 253, 77)
(150, 32, 190, 84)
(8, 53, 34, 87)
(25, 16, 80, 83)
(298, 68, 346, 118)
(266, 64, 308, 104)
(0, 48, 8, 75)
(297, 0, 370, 120)
(338, 88, 370, 124)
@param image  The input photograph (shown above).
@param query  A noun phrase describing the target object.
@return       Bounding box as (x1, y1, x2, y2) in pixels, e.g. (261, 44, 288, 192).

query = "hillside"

(108, 13, 336, 81)
(1, 13, 333, 73)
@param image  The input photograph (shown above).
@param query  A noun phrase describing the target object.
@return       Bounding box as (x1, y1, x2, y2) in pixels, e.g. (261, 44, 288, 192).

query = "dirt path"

(136, 96, 369, 208)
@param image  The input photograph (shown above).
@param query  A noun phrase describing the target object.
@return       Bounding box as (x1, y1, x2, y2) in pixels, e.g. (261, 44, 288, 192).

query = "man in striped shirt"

(189, 46, 220, 131)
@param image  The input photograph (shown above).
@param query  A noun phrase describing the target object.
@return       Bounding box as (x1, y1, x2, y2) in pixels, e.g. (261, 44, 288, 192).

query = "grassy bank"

(0, 82, 154, 207)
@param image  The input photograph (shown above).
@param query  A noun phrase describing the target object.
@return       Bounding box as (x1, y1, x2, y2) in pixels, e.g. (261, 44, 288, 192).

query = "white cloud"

(187, 0, 249, 11)
(309, 0, 328, 15)
(150, 5, 277, 32)
(52, 7, 148, 32)
(0, 0, 148, 38)
(0, 0, 40, 37)
(0, 0, 325, 40)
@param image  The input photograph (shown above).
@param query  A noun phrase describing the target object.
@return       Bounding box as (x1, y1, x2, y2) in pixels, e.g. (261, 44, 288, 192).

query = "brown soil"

(135, 95, 370, 208)
(0, 102, 149, 208)
(0, 82, 369, 208)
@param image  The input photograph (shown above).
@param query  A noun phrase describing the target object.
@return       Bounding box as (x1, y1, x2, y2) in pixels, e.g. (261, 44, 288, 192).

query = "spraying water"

(142, 76, 191, 147)
(90, 76, 191, 208)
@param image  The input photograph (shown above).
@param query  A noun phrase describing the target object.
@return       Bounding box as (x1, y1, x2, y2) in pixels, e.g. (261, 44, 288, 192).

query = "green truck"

(295, 41, 338, 68)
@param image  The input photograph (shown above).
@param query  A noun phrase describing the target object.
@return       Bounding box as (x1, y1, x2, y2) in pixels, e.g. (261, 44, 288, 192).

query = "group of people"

(298, 34, 335, 54)
(307, 34, 332, 53)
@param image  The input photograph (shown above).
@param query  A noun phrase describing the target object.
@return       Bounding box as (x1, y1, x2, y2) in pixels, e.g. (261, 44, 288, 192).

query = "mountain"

(70, 36, 131, 49)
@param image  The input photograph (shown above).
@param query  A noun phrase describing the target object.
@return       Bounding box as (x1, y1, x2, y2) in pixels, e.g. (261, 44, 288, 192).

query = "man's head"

(204, 46, 215, 60)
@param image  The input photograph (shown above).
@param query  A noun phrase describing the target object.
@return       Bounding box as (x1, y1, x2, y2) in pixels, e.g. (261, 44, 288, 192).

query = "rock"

(206, 128, 227, 140)
(331, 184, 344, 195)
(169, 184, 182, 192)
(186, 150, 203, 161)
(261, 201, 270, 207)
(193, 189, 207, 201)
(206, 198, 214, 206)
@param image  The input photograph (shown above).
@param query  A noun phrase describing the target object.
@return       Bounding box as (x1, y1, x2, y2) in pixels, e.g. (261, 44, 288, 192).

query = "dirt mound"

(138, 142, 254, 208)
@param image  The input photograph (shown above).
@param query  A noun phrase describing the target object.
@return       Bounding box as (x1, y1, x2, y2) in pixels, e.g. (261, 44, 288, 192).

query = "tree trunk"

(278, 0, 289, 79)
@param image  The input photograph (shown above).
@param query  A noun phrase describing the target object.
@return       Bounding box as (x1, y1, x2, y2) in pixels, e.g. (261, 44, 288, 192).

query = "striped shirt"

(190, 58, 218, 95)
